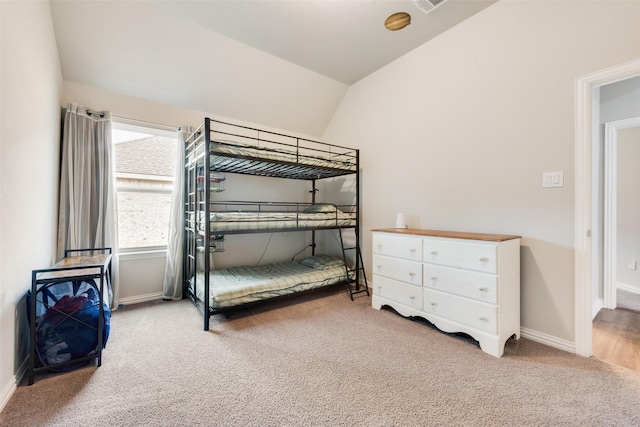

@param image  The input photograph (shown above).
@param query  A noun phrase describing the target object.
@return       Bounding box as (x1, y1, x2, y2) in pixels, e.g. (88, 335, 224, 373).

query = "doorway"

(593, 117, 640, 372)
(603, 117, 640, 311)
(575, 58, 640, 358)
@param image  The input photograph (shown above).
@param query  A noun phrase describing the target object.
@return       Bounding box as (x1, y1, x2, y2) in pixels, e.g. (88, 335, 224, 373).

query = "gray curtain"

(162, 125, 191, 300)
(57, 103, 119, 308)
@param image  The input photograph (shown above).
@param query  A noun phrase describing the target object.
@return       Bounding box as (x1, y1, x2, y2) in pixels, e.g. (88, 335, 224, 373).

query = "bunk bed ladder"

(338, 228, 370, 300)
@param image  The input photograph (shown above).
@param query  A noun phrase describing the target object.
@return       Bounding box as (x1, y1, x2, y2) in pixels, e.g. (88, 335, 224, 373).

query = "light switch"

(542, 171, 563, 188)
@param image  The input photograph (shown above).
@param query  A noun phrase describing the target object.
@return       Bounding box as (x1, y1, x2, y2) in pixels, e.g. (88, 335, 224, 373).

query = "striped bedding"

(198, 210, 353, 232)
(192, 255, 349, 309)
(211, 142, 355, 172)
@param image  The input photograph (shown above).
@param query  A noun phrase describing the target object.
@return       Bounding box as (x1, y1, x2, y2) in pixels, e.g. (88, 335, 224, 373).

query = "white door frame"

(603, 117, 640, 310)
(575, 58, 640, 357)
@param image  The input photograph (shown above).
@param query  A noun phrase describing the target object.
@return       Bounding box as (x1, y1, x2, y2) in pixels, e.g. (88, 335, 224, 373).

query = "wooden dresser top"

(372, 228, 521, 242)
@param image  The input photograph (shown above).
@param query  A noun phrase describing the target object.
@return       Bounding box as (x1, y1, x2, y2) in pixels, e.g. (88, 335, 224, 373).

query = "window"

(112, 120, 178, 250)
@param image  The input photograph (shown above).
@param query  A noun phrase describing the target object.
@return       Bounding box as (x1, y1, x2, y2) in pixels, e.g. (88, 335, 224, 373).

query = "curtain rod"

(85, 108, 106, 118)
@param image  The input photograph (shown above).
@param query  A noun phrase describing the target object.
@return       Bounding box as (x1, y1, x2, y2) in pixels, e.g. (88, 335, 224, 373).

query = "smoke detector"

(412, 0, 448, 15)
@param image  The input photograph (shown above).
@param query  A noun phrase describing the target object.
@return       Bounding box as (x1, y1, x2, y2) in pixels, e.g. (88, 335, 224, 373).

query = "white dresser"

(371, 228, 521, 357)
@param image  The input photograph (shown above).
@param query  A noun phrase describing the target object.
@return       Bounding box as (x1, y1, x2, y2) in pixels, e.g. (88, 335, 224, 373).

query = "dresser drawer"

(423, 264, 498, 304)
(373, 254, 421, 286)
(373, 275, 422, 310)
(423, 288, 497, 335)
(373, 233, 422, 261)
(423, 238, 497, 273)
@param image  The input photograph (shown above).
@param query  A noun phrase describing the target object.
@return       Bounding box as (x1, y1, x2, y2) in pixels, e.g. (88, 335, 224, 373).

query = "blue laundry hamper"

(28, 280, 110, 371)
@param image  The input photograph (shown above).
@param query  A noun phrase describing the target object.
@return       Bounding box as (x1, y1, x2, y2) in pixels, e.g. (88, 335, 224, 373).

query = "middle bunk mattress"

(191, 254, 350, 310)
(192, 203, 354, 233)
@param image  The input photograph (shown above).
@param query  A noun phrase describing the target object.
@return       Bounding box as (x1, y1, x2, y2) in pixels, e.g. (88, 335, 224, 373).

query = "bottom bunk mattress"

(191, 254, 349, 309)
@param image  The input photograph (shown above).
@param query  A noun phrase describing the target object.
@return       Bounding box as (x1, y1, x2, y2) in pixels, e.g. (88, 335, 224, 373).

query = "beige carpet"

(618, 288, 640, 313)
(2, 291, 640, 426)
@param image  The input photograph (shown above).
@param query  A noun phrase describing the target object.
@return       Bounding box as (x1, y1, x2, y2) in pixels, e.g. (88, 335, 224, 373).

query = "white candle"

(395, 213, 407, 229)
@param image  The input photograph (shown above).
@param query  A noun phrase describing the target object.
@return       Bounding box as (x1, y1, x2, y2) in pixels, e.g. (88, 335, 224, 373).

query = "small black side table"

(28, 248, 112, 385)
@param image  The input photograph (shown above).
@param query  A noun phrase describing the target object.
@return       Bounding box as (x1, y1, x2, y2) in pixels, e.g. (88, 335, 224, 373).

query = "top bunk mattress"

(208, 143, 355, 179)
(185, 118, 358, 180)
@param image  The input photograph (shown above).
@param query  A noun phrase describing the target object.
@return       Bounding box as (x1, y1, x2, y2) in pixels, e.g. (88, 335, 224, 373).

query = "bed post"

(355, 149, 361, 289)
(182, 131, 188, 301)
(311, 179, 317, 256)
(203, 118, 211, 331)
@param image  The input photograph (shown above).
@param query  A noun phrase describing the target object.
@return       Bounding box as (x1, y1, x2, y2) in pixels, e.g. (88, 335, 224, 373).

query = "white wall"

(0, 0, 62, 411)
(616, 126, 640, 292)
(117, 253, 167, 304)
(323, 0, 640, 344)
(601, 76, 640, 123)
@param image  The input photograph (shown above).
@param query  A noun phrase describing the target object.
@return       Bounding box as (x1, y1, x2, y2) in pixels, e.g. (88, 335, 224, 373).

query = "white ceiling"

(143, 0, 496, 85)
(49, 0, 496, 133)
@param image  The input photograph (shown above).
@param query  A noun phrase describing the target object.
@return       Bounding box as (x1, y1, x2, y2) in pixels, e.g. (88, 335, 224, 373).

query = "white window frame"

(112, 118, 178, 257)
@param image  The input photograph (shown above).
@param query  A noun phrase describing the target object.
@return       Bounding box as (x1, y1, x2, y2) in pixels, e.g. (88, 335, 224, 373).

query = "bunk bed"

(183, 118, 369, 330)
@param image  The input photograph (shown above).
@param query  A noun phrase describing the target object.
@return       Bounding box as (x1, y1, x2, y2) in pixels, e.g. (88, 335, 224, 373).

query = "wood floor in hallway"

(593, 307, 640, 372)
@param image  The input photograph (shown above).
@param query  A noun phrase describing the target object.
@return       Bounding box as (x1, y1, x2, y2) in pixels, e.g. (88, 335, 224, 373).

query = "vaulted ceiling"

(49, 0, 496, 134)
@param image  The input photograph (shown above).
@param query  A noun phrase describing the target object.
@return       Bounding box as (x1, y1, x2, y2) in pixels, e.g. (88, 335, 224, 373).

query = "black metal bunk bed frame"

(183, 117, 369, 330)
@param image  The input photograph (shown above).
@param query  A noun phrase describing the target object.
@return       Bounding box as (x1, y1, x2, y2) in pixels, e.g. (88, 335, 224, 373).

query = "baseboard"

(520, 327, 575, 354)
(592, 297, 604, 319)
(617, 282, 640, 295)
(118, 292, 163, 306)
(0, 376, 16, 414)
(0, 359, 27, 414)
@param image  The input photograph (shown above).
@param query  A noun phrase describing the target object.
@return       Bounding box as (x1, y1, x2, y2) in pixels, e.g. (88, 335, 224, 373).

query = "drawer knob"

(479, 316, 489, 322)
(479, 287, 489, 293)
(479, 257, 490, 263)
(408, 272, 415, 277)
(430, 302, 438, 307)
(430, 276, 438, 281)
(376, 264, 381, 269)
(430, 251, 439, 256)
(409, 295, 416, 300)
(409, 248, 416, 252)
